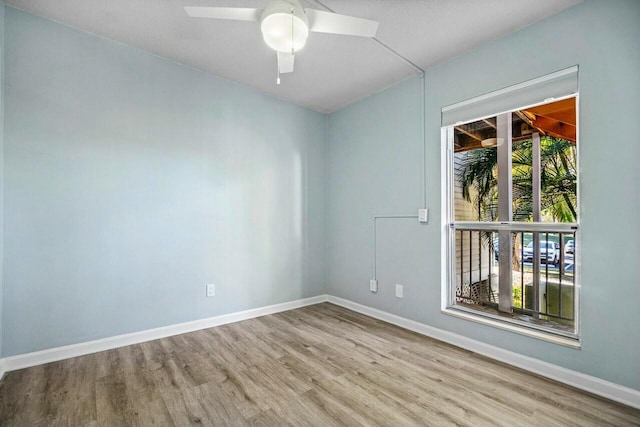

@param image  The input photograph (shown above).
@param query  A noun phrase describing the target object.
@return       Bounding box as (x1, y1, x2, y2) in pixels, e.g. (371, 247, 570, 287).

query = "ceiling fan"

(184, 0, 379, 83)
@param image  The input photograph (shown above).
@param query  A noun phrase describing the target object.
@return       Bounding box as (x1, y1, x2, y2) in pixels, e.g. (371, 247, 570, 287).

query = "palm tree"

(540, 137, 577, 221)
(457, 136, 577, 270)
(458, 136, 576, 223)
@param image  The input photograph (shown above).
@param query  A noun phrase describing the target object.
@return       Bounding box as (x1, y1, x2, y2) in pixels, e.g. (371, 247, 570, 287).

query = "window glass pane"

(448, 97, 578, 338)
(511, 129, 533, 222)
(454, 229, 499, 307)
(539, 136, 577, 223)
(512, 231, 576, 332)
(453, 117, 499, 222)
(453, 98, 577, 224)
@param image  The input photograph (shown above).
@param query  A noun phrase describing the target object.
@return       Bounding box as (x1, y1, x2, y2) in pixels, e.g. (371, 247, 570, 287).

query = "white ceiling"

(7, 0, 581, 113)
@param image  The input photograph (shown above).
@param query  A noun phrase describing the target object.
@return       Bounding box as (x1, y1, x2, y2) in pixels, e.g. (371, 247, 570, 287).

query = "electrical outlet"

(370, 279, 378, 293)
(395, 284, 404, 298)
(206, 284, 216, 297)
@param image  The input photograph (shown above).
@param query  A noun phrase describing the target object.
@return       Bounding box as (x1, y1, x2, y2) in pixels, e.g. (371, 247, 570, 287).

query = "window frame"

(441, 94, 581, 347)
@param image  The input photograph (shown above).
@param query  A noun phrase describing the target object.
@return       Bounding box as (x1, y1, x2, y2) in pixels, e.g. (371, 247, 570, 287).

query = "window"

(442, 68, 579, 344)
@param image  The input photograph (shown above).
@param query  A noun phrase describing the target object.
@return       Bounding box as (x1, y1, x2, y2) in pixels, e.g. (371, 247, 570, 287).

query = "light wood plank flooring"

(0, 303, 638, 426)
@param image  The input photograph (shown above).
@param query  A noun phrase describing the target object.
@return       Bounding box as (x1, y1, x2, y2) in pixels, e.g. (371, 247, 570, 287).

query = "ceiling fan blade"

(184, 6, 261, 21)
(305, 9, 379, 37)
(277, 51, 295, 74)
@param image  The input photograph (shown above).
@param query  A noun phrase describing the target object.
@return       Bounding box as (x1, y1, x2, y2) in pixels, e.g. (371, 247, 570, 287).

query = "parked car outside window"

(522, 241, 560, 265)
(565, 239, 574, 254)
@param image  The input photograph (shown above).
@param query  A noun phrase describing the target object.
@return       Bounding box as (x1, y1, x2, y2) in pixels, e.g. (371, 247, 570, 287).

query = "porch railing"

(452, 224, 576, 330)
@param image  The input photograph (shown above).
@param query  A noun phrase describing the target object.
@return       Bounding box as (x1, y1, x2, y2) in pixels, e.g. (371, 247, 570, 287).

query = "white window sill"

(442, 307, 581, 349)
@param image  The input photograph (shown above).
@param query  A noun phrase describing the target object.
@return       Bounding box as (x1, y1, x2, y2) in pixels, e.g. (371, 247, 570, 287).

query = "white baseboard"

(1, 293, 638, 410)
(326, 295, 640, 410)
(1, 294, 329, 374)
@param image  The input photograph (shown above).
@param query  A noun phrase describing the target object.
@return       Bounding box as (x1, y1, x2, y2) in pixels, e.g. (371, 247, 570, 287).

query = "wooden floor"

(1, 303, 638, 426)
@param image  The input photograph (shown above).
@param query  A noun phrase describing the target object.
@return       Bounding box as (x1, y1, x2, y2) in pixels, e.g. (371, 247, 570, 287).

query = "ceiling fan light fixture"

(260, 1, 309, 53)
(184, 0, 379, 78)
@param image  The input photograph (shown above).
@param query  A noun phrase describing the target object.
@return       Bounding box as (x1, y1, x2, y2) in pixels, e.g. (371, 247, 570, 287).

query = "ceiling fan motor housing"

(260, 0, 309, 53)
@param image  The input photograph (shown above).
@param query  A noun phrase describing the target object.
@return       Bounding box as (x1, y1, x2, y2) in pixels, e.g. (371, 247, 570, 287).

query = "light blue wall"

(2, 7, 326, 356)
(0, 2, 4, 358)
(327, 76, 426, 314)
(328, 0, 640, 390)
(3, 0, 639, 394)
